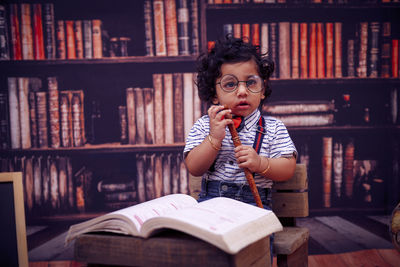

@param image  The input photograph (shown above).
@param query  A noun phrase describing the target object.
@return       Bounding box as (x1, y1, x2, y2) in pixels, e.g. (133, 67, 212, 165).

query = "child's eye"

(223, 81, 237, 89)
(246, 79, 257, 86)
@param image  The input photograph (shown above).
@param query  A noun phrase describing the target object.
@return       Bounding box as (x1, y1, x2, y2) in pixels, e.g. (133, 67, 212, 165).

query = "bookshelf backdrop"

(0, 0, 399, 223)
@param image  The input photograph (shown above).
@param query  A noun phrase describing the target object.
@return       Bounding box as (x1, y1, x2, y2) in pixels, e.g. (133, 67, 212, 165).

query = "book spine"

(193, 72, 202, 122)
(316, 23, 325, 78)
(177, 0, 190, 55)
(33, 156, 42, 208)
(143, 88, 155, 144)
(233, 23, 241, 39)
(291, 22, 299, 79)
(28, 91, 38, 148)
(134, 88, 146, 144)
(179, 155, 188, 194)
(43, 3, 56, 59)
(242, 23, 250, 43)
(308, 23, 317, 79)
(36, 91, 48, 148)
(163, 153, 171, 195)
(279, 22, 290, 79)
(71, 91, 84, 147)
(333, 140, 343, 199)
(144, 0, 154, 56)
(344, 139, 355, 199)
(380, 22, 391, 78)
(92, 19, 103, 58)
(0, 92, 10, 149)
(58, 156, 68, 209)
(56, 20, 66, 59)
(83, 20, 93, 59)
(347, 39, 355, 77)
(223, 24, 233, 39)
(153, 74, 164, 144)
(173, 73, 184, 142)
(8, 77, 21, 149)
(153, 0, 167, 56)
(74, 20, 84, 59)
(42, 156, 50, 208)
(50, 156, 59, 210)
(334, 22, 342, 78)
(171, 154, 179, 193)
(325, 22, 333, 78)
(25, 157, 34, 212)
(163, 74, 174, 144)
(357, 22, 368, 78)
(0, 5, 9, 60)
(136, 154, 146, 202)
(322, 137, 332, 208)
(118, 106, 128, 144)
(48, 77, 60, 148)
(65, 20, 76, 59)
(190, 0, 199, 54)
(390, 88, 398, 125)
(97, 179, 135, 193)
(164, 0, 179, 56)
(392, 39, 399, 78)
(145, 154, 155, 200)
(251, 23, 260, 47)
(18, 77, 31, 148)
(104, 192, 137, 202)
(126, 88, 136, 144)
(60, 91, 73, 147)
(269, 23, 278, 78)
(67, 157, 74, 209)
(261, 23, 268, 55)
(32, 4, 45, 60)
(20, 4, 34, 60)
(183, 73, 194, 139)
(300, 22, 308, 78)
(154, 154, 163, 198)
(9, 4, 22, 60)
(369, 22, 380, 78)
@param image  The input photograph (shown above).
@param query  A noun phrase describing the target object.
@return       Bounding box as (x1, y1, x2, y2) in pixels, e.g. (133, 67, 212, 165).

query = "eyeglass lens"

(220, 74, 263, 92)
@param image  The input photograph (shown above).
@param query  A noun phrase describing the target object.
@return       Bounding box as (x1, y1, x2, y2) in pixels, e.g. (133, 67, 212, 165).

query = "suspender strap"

(252, 116, 266, 154)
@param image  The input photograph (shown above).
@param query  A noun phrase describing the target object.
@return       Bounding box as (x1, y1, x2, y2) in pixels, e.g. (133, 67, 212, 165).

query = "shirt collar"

(243, 109, 261, 131)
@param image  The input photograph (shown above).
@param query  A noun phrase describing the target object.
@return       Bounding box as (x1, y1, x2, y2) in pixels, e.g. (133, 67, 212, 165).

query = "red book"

(251, 23, 260, 47)
(242, 24, 250, 43)
(65, 20, 76, 59)
(325, 23, 333, 78)
(56, 20, 66, 59)
(291, 23, 299, 79)
(9, 4, 22, 60)
(309, 23, 317, 79)
(316, 23, 325, 78)
(233, 23, 241, 39)
(74, 21, 84, 59)
(300, 23, 308, 79)
(164, 0, 179, 56)
(33, 4, 45, 60)
(334, 22, 343, 78)
(392, 39, 399, 78)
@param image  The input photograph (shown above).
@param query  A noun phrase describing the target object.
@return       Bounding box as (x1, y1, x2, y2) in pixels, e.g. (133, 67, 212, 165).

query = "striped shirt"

(183, 109, 297, 188)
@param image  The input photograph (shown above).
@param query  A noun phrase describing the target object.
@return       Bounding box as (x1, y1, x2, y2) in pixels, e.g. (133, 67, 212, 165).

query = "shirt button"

(229, 160, 234, 165)
(221, 185, 228, 191)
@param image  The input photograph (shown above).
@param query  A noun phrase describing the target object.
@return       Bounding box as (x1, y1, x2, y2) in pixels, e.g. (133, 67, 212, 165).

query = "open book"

(65, 194, 283, 254)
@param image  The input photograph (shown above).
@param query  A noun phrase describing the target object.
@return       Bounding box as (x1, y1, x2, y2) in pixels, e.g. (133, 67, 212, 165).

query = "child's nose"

(236, 82, 248, 95)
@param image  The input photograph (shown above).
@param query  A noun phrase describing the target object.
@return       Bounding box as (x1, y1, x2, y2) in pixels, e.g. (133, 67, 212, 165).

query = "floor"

(26, 214, 400, 266)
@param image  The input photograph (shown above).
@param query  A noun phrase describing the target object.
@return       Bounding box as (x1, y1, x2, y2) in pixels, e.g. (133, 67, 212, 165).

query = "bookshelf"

(0, 0, 399, 222)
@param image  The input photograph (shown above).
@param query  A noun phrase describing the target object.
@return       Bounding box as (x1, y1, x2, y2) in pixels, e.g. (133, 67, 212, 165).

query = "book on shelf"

(28, 91, 38, 148)
(134, 87, 146, 144)
(71, 90, 86, 147)
(144, 0, 154, 56)
(65, 20, 76, 59)
(369, 22, 380, 78)
(353, 160, 383, 206)
(145, 154, 156, 200)
(347, 38, 355, 77)
(164, 0, 179, 56)
(380, 22, 391, 78)
(136, 154, 146, 202)
(153, 74, 164, 144)
(392, 39, 399, 78)
(74, 20, 84, 59)
(326, 22, 333, 78)
(43, 3, 56, 59)
(300, 22, 308, 78)
(279, 22, 290, 79)
(0, 92, 10, 149)
(163, 74, 174, 144)
(92, 19, 103, 58)
(36, 91, 49, 148)
(190, 0, 200, 54)
(143, 87, 155, 144)
(0, 4, 9, 60)
(183, 72, 194, 139)
(334, 22, 342, 78)
(261, 23, 268, 55)
(251, 23, 260, 47)
(56, 20, 66, 59)
(177, 0, 190, 55)
(343, 138, 355, 199)
(126, 87, 137, 144)
(32, 4, 45, 60)
(322, 136, 332, 208)
(20, 4, 34, 60)
(58, 156, 69, 210)
(356, 22, 368, 78)
(65, 193, 283, 255)
(118, 105, 128, 144)
(316, 22, 325, 78)
(242, 23, 250, 43)
(333, 140, 343, 200)
(309, 23, 317, 79)
(7, 77, 21, 149)
(48, 77, 61, 148)
(9, 4, 21, 60)
(18, 77, 31, 149)
(83, 20, 93, 59)
(75, 165, 93, 212)
(173, 73, 184, 143)
(60, 91, 73, 147)
(154, 153, 163, 198)
(153, 0, 167, 56)
(291, 22, 299, 79)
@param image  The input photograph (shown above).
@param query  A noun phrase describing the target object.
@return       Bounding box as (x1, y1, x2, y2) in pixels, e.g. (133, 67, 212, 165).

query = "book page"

(141, 197, 282, 254)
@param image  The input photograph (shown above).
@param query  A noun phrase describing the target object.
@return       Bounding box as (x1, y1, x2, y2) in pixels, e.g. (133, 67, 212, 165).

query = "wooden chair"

(189, 163, 309, 267)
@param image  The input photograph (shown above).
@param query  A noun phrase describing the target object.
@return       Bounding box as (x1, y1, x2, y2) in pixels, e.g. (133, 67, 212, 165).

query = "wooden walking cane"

(224, 106, 264, 208)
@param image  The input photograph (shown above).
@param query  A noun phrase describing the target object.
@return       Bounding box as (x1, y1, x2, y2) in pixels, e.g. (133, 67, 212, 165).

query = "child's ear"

(212, 96, 219, 105)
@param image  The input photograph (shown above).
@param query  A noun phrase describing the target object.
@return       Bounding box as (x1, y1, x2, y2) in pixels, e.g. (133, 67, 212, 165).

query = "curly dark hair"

(196, 35, 274, 106)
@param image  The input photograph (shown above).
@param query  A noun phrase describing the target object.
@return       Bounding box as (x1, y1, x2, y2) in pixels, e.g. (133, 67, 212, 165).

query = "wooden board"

(273, 164, 308, 191)
(272, 192, 309, 218)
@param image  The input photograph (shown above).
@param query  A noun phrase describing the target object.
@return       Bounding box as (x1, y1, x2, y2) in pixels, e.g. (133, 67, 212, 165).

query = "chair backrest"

(272, 164, 309, 219)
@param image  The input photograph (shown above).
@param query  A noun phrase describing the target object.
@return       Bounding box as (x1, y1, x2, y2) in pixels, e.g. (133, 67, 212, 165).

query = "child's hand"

(234, 145, 262, 173)
(208, 105, 232, 142)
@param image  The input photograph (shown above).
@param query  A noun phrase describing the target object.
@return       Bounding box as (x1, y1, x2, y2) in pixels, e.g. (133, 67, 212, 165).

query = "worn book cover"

(43, 3, 56, 59)
(291, 22, 299, 79)
(32, 4, 45, 60)
(334, 22, 342, 78)
(56, 20, 66, 59)
(279, 22, 290, 79)
(164, 0, 179, 56)
(65, 20, 76, 59)
(9, 4, 22, 60)
(163, 74, 174, 144)
(21, 4, 34, 60)
(153, 0, 167, 56)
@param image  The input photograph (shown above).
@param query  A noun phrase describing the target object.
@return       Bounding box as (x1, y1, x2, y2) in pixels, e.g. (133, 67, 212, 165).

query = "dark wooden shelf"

(287, 124, 400, 133)
(207, 3, 400, 10)
(2, 142, 185, 155)
(270, 77, 400, 86)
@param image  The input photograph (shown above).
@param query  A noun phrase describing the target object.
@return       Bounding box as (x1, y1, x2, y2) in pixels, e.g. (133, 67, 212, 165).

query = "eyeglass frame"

(216, 74, 265, 93)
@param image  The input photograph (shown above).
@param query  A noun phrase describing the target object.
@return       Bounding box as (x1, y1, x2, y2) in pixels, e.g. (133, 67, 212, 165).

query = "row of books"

(207, 0, 397, 4)
(121, 72, 202, 145)
(2, 77, 86, 150)
(320, 137, 384, 208)
(0, 3, 105, 60)
(218, 21, 399, 79)
(144, 0, 200, 57)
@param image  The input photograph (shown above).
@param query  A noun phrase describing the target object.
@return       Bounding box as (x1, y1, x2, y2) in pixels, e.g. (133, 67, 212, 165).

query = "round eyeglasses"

(216, 74, 264, 93)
